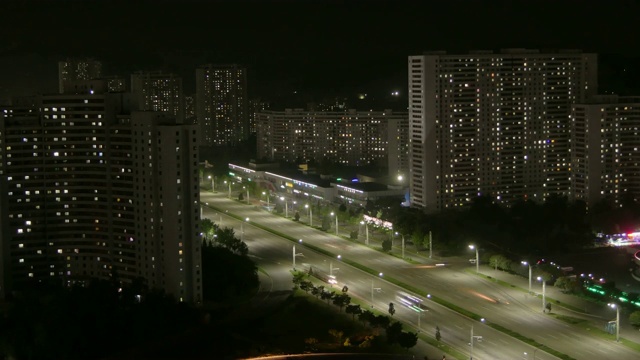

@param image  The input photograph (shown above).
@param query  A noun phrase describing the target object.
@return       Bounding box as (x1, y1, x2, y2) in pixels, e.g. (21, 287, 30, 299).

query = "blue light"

(351, 178, 359, 182)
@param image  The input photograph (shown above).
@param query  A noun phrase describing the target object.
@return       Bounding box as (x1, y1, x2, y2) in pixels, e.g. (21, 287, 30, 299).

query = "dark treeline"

(387, 195, 640, 257)
(0, 221, 260, 360)
(0, 280, 202, 360)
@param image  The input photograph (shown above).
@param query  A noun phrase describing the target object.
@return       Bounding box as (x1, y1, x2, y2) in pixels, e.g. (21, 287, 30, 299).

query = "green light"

(229, 172, 235, 176)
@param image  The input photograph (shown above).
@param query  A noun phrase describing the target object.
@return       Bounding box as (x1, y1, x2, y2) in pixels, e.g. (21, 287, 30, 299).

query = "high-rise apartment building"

(131, 71, 184, 123)
(248, 98, 270, 135)
(256, 109, 408, 171)
(571, 95, 640, 206)
(196, 64, 248, 146)
(0, 82, 201, 303)
(58, 58, 102, 93)
(408, 49, 597, 211)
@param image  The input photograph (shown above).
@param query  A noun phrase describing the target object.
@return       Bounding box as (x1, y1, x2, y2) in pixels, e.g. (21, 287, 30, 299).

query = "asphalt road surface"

(201, 191, 639, 360)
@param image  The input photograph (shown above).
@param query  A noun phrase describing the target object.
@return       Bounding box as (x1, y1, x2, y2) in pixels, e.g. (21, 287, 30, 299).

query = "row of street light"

(211, 186, 623, 353)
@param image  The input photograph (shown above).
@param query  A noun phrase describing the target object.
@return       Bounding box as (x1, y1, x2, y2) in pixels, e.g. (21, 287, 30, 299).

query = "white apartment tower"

(571, 95, 640, 206)
(256, 109, 408, 170)
(408, 49, 597, 211)
(196, 64, 248, 146)
(58, 58, 102, 93)
(131, 71, 184, 123)
(0, 84, 201, 303)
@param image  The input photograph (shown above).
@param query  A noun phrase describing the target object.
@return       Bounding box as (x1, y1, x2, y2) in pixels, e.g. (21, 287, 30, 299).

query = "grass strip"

(208, 203, 578, 360)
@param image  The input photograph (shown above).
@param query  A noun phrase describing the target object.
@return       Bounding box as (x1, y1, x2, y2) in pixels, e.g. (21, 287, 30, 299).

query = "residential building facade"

(131, 71, 184, 123)
(571, 95, 640, 206)
(196, 64, 248, 146)
(408, 49, 597, 211)
(0, 83, 201, 303)
(256, 109, 409, 171)
(58, 58, 102, 93)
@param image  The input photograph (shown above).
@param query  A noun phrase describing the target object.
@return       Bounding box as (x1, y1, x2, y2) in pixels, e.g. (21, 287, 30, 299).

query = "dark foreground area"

(0, 281, 413, 360)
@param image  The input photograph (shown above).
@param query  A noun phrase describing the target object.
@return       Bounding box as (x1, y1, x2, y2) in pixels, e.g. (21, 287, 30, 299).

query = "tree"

(396, 331, 418, 350)
(350, 230, 358, 240)
(201, 245, 258, 302)
(200, 218, 215, 240)
(212, 228, 249, 256)
(630, 311, 640, 330)
(346, 304, 362, 321)
(300, 281, 313, 293)
(382, 239, 392, 252)
(386, 321, 403, 343)
(554, 276, 582, 294)
(321, 290, 335, 304)
(321, 215, 331, 231)
(358, 309, 375, 326)
(311, 285, 323, 299)
(372, 314, 390, 329)
(332, 293, 351, 311)
(292, 271, 307, 287)
(238, 192, 244, 201)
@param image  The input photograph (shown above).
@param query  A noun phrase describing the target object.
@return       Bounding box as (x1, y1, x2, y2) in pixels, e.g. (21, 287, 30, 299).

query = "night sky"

(2, 0, 640, 106)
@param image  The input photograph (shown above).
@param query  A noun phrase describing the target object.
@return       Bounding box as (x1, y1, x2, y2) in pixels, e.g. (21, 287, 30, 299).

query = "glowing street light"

(470, 318, 485, 360)
(608, 303, 621, 342)
(360, 221, 369, 245)
(537, 276, 546, 312)
(224, 180, 231, 198)
(371, 272, 383, 307)
(292, 242, 303, 270)
(469, 244, 479, 273)
(524, 348, 538, 360)
(395, 232, 405, 259)
(280, 197, 288, 217)
(208, 175, 215, 192)
(305, 204, 312, 227)
(241, 217, 250, 241)
(242, 186, 250, 204)
(522, 261, 532, 293)
(330, 212, 339, 236)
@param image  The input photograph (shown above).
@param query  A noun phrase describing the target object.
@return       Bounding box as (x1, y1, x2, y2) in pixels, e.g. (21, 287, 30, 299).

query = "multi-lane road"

(201, 191, 638, 360)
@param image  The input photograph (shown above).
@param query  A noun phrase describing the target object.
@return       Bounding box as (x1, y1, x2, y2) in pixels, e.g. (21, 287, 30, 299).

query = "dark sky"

(2, 0, 640, 106)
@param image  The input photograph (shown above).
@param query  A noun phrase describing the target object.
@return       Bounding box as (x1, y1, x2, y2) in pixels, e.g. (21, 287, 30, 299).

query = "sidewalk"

(208, 189, 640, 346)
(319, 212, 640, 345)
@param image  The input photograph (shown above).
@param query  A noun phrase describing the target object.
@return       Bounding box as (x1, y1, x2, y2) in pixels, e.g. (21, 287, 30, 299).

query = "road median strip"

(208, 202, 578, 359)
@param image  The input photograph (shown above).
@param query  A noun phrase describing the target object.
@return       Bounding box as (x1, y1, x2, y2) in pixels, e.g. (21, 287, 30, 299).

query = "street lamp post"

(469, 244, 479, 273)
(241, 217, 250, 241)
(360, 221, 369, 245)
(330, 260, 339, 277)
(262, 191, 270, 208)
(371, 272, 383, 307)
(224, 181, 231, 198)
(470, 319, 485, 360)
(293, 243, 303, 270)
(608, 303, 621, 342)
(330, 212, 338, 236)
(395, 232, 405, 259)
(208, 175, 215, 192)
(243, 186, 250, 204)
(522, 261, 532, 293)
(537, 276, 546, 312)
(280, 197, 288, 217)
(305, 204, 312, 226)
(524, 349, 538, 360)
